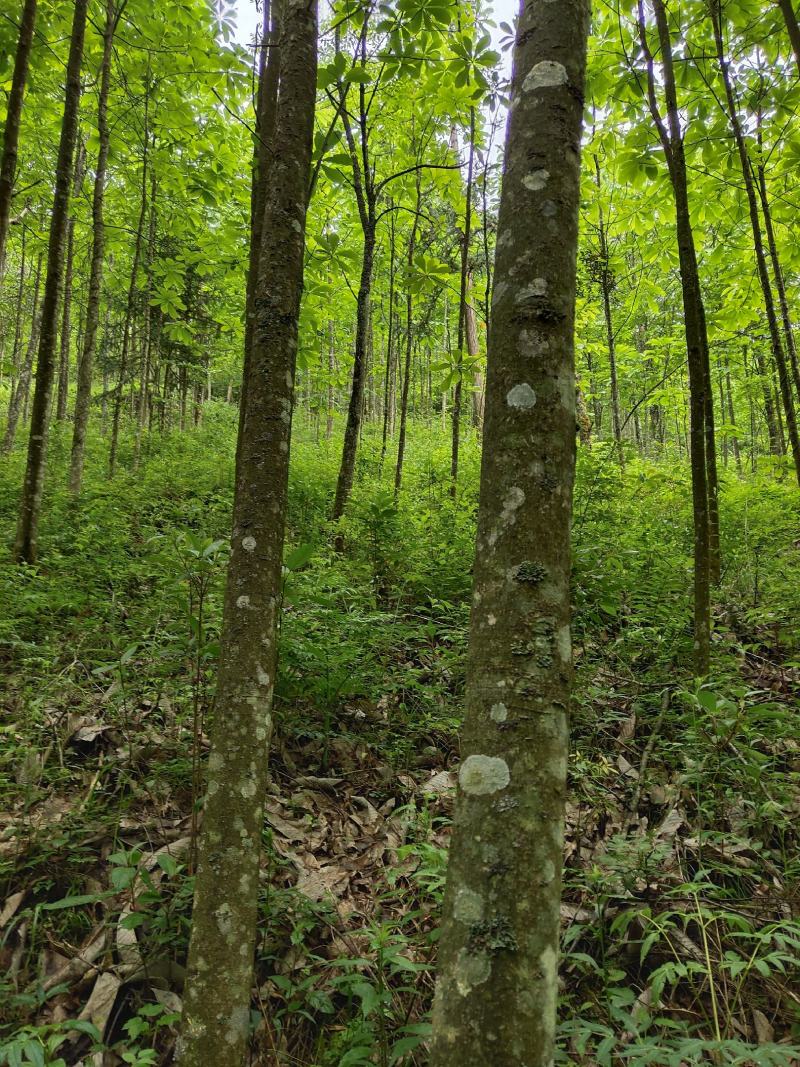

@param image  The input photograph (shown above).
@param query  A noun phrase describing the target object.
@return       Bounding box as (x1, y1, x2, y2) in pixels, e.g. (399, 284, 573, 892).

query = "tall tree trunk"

(710, 2, 800, 486)
(430, 0, 589, 1062)
(6, 225, 27, 410)
(3, 251, 42, 454)
(332, 18, 376, 529)
(177, 2, 317, 1062)
(14, 0, 87, 563)
(594, 157, 624, 465)
(450, 108, 475, 496)
(238, 0, 281, 468)
(56, 142, 86, 422)
(394, 171, 421, 497)
(68, 0, 115, 492)
(638, 0, 712, 671)
(756, 160, 800, 404)
(326, 318, 335, 439)
(134, 172, 157, 468)
(0, 0, 37, 284)
(379, 216, 396, 469)
(466, 277, 484, 428)
(777, 0, 800, 74)
(724, 353, 742, 474)
(109, 77, 150, 478)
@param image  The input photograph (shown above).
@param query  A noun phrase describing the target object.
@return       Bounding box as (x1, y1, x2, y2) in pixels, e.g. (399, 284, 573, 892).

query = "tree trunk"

(134, 172, 157, 468)
(394, 171, 421, 497)
(430, 1, 589, 1062)
(69, 1, 116, 492)
(710, 2, 800, 486)
(6, 226, 27, 411)
(724, 353, 742, 475)
(177, 2, 317, 1062)
(777, 0, 800, 75)
(14, 0, 87, 563)
(332, 20, 376, 529)
(56, 142, 86, 422)
(333, 223, 374, 523)
(594, 157, 624, 465)
(326, 318, 335, 439)
(109, 76, 150, 478)
(450, 108, 475, 496)
(756, 160, 800, 404)
(0, 0, 37, 283)
(238, 0, 281, 468)
(3, 251, 42, 454)
(466, 278, 484, 428)
(638, 0, 712, 671)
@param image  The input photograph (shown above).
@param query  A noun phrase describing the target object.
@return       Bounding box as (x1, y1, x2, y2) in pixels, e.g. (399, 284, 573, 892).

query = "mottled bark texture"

(176, 1, 317, 1063)
(0, 0, 37, 283)
(14, 0, 87, 564)
(69, 0, 116, 493)
(429, 1, 589, 1064)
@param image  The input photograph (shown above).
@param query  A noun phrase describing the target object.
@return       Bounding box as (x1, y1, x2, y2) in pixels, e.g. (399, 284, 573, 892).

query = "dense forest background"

(1, 0, 800, 1063)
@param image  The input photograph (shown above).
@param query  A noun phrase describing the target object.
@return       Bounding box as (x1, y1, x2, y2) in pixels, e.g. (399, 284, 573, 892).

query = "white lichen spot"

(459, 754, 510, 795)
(490, 702, 508, 723)
(500, 486, 525, 526)
(242, 536, 257, 552)
(255, 725, 267, 742)
(215, 902, 234, 939)
(207, 779, 219, 797)
(236, 594, 251, 609)
(257, 667, 270, 686)
(523, 169, 550, 191)
(523, 60, 568, 92)
(241, 778, 257, 799)
(557, 625, 572, 663)
(540, 858, 556, 885)
(455, 949, 492, 996)
(454, 887, 484, 924)
(506, 383, 537, 410)
(487, 613, 497, 626)
(208, 751, 224, 774)
(492, 280, 508, 306)
(225, 1006, 250, 1046)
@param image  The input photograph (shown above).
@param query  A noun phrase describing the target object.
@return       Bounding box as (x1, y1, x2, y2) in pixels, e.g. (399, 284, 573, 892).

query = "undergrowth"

(1, 409, 799, 1065)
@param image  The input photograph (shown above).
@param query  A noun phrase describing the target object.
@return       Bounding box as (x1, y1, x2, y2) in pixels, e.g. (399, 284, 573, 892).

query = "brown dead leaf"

(0, 890, 25, 928)
(79, 971, 121, 1039)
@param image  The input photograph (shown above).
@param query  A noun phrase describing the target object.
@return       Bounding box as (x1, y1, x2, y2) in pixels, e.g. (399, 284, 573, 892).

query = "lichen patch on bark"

(458, 755, 510, 795)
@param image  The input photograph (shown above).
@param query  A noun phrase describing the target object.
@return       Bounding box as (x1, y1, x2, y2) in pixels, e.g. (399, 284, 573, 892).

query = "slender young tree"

(429, 0, 589, 1062)
(707, 2, 800, 485)
(69, 0, 118, 494)
(14, 0, 88, 564)
(3, 250, 42, 455)
(56, 143, 86, 421)
(450, 107, 475, 494)
(0, 0, 37, 284)
(636, 0, 714, 670)
(177, 0, 318, 1062)
(331, 16, 377, 529)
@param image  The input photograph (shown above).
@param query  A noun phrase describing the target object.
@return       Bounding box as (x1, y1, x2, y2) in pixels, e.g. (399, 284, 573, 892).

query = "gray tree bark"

(69, 0, 117, 493)
(429, 0, 589, 1062)
(176, 1, 318, 1062)
(14, 0, 87, 563)
(0, 0, 37, 284)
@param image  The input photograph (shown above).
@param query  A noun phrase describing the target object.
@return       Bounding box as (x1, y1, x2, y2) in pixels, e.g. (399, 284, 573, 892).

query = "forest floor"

(1, 408, 800, 1066)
